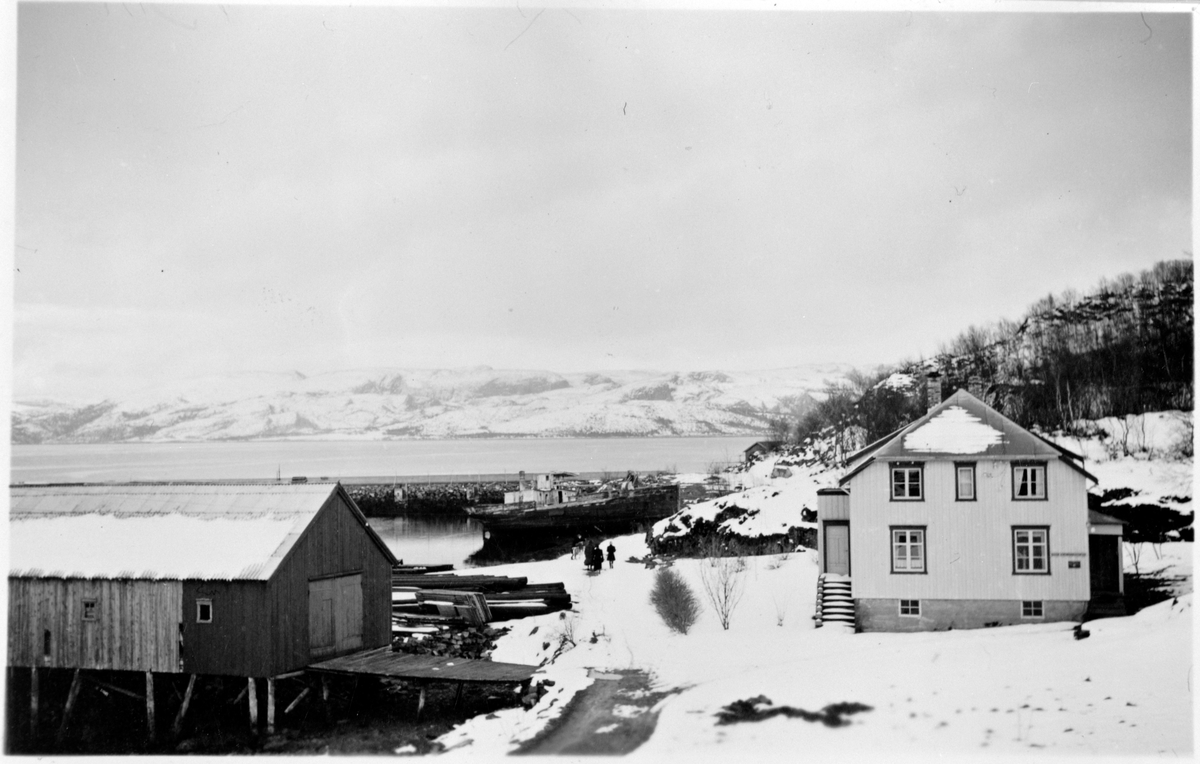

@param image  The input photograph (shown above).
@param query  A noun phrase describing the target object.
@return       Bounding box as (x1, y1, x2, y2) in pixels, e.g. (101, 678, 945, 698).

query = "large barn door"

(309, 574, 363, 659)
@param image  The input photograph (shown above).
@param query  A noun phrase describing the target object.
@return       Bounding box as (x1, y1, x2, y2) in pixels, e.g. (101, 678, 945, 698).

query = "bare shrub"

(700, 555, 746, 631)
(650, 568, 701, 634)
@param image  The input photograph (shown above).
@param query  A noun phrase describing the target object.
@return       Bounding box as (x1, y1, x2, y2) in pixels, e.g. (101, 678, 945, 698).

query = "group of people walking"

(572, 536, 615, 571)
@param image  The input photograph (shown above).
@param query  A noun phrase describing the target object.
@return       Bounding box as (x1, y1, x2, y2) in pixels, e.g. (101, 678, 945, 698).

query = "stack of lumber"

(392, 574, 529, 593)
(391, 569, 571, 624)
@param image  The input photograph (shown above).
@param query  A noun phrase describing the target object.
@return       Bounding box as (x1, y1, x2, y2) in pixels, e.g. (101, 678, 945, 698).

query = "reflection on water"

(369, 514, 485, 568)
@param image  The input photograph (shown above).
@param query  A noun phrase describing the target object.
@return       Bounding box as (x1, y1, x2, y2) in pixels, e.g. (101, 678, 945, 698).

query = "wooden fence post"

(29, 667, 39, 742)
(172, 674, 197, 739)
(56, 669, 82, 746)
(145, 671, 156, 742)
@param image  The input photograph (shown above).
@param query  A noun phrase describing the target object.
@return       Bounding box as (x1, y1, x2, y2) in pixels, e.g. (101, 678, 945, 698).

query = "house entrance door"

(1088, 535, 1120, 593)
(308, 573, 364, 659)
(824, 523, 850, 576)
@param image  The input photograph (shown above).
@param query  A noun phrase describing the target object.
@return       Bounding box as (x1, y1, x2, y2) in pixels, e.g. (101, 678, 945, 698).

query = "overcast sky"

(12, 5, 1192, 400)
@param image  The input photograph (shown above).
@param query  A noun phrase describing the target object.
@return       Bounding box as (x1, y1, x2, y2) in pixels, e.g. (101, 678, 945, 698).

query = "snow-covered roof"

(841, 390, 1096, 484)
(8, 482, 393, 580)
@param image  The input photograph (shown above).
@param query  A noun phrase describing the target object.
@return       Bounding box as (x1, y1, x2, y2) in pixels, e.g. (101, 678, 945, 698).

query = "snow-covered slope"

(435, 534, 1193, 759)
(11, 364, 850, 443)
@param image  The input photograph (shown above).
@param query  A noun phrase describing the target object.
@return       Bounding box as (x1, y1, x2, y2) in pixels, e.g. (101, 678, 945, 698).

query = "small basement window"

(81, 598, 98, 622)
(196, 599, 213, 624)
(899, 600, 921, 617)
(1021, 601, 1044, 618)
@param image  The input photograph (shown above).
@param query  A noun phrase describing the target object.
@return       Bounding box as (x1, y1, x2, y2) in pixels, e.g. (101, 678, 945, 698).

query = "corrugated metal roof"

(841, 390, 1097, 485)
(9, 482, 341, 581)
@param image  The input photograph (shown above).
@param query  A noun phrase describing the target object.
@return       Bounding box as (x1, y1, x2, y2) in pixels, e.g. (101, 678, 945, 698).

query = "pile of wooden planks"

(391, 567, 571, 626)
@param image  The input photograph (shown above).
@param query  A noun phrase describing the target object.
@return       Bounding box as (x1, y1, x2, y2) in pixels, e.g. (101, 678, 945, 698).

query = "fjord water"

(10, 437, 756, 484)
(11, 437, 757, 566)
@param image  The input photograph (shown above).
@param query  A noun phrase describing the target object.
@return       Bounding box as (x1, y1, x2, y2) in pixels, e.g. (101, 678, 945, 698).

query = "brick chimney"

(926, 372, 943, 412)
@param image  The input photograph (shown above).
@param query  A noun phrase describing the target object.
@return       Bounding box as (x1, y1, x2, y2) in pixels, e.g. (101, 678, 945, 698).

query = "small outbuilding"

(743, 441, 783, 463)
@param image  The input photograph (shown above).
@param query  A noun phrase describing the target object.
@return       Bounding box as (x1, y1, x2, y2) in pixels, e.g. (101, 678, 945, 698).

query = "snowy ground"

(433, 537, 1193, 761)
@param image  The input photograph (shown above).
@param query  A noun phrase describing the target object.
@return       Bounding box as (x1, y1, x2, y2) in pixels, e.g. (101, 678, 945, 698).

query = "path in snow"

(514, 669, 676, 755)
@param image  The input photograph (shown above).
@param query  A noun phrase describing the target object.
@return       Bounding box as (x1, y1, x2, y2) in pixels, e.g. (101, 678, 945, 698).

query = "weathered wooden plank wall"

(850, 459, 1090, 601)
(179, 580, 272, 676)
(268, 492, 392, 674)
(7, 579, 181, 672)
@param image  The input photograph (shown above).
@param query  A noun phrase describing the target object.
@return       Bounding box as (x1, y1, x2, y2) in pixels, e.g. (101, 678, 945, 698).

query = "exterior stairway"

(815, 574, 855, 628)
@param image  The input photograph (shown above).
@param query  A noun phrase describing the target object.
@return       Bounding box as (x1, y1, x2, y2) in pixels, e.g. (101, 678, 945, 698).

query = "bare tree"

(699, 540, 746, 631)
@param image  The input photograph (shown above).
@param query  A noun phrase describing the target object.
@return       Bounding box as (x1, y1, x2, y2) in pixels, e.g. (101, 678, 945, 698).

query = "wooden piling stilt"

(172, 674, 197, 739)
(56, 668, 82, 745)
(416, 685, 426, 722)
(145, 671, 156, 742)
(29, 667, 39, 741)
(321, 676, 330, 723)
(247, 677, 258, 731)
(453, 681, 464, 712)
(266, 677, 276, 735)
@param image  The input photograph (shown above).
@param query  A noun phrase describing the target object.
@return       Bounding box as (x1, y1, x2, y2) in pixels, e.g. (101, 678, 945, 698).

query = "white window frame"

(956, 463, 976, 501)
(196, 598, 213, 624)
(899, 599, 921, 617)
(1013, 527, 1049, 574)
(891, 465, 923, 501)
(891, 527, 926, 573)
(1013, 463, 1047, 500)
(1021, 600, 1044, 618)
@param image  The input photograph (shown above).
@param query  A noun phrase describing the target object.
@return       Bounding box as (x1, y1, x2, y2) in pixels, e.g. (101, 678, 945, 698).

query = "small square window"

(956, 464, 975, 501)
(196, 599, 213, 624)
(1013, 464, 1047, 500)
(891, 465, 923, 500)
(82, 599, 98, 622)
(899, 599, 921, 617)
(1021, 601, 1044, 618)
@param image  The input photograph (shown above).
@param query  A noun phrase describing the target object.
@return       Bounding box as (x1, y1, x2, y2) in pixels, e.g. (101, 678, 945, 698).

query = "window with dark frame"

(1021, 600, 1044, 618)
(196, 599, 213, 624)
(1013, 463, 1047, 500)
(891, 464, 923, 500)
(1013, 527, 1049, 573)
(82, 598, 98, 622)
(956, 463, 976, 501)
(891, 527, 926, 573)
(899, 599, 921, 616)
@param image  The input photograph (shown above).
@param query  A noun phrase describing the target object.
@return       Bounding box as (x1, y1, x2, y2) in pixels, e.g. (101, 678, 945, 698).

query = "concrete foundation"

(856, 598, 1088, 632)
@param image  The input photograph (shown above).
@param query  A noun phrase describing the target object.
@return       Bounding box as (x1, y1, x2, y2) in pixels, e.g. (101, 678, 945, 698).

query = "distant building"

(8, 482, 396, 677)
(816, 389, 1121, 631)
(744, 441, 784, 462)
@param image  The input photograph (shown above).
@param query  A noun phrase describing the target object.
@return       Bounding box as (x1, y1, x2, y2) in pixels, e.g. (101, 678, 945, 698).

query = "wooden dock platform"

(307, 646, 538, 685)
(307, 646, 540, 720)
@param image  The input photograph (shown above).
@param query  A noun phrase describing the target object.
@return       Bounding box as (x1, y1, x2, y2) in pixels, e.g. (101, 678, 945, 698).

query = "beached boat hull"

(465, 484, 680, 534)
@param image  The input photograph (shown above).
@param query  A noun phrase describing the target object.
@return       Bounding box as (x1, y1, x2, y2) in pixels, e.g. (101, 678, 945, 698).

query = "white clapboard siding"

(849, 458, 1090, 601)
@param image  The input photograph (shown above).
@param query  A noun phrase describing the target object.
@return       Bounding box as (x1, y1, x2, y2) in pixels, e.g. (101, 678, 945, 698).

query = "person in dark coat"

(584, 540, 596, 569)
(590, 543, 604, 572)
(606, 542, 616, 569)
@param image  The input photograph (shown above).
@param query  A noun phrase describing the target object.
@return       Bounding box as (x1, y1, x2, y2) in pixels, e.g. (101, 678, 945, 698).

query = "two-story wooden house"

(815, 389, 1117, 631)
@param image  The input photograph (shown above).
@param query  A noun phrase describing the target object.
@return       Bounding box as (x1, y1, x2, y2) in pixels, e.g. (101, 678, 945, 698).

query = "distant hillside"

(11, 365, 850, 444)
(779, 259, 1194, 457)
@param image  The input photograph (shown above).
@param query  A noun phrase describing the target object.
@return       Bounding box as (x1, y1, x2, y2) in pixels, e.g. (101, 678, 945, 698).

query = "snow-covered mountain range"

(12, 364, 852, 444)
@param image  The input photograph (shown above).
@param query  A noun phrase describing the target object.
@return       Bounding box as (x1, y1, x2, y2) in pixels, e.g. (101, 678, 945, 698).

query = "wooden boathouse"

(7, 481, 397, 742)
